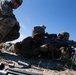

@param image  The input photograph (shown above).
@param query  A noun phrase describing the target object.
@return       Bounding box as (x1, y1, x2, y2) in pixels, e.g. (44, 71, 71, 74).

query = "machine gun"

(44, 33, 57, 39)
(0, 68, 42, 75)
(42, 35, 76, 58)
(0, 61, 42, 75)
(43, 33, 76, 47)
(42, 34, 76, 48)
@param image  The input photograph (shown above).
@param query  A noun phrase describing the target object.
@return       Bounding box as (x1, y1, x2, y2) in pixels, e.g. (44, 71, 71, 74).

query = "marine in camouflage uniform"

(14, 25, 60, 58)
(0, 0, 23, 43)
(14, 25, 49, 58)
(57, 31, 71, 59)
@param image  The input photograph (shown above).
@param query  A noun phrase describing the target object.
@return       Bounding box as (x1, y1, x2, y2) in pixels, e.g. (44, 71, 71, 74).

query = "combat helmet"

(32, 25, 46, 38)
(15, 0, 23, 5)
(10, 0, 23, 9)
(58, 31, 70, 40)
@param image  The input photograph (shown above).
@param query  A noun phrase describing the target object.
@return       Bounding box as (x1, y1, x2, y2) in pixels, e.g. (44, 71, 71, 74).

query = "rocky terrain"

(0, 49, 76, 75)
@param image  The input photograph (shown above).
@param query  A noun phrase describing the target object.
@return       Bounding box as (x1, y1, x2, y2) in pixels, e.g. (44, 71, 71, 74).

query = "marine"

(0, 0, 23, 43)
(14, 26, 75, 60)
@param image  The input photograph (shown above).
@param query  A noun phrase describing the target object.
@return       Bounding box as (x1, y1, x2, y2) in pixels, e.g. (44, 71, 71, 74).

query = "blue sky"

(11, 0, 76, 43)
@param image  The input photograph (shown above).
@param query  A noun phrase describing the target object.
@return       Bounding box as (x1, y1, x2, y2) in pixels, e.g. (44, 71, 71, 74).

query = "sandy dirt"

(0, 50, 76, 75)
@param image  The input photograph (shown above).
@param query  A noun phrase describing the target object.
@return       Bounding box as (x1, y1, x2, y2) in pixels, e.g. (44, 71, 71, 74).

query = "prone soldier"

(57, 31, 72, 59)
(14, 26, 75, 59)
(14, 25, 60, 58)
(14, 25, 50, 58)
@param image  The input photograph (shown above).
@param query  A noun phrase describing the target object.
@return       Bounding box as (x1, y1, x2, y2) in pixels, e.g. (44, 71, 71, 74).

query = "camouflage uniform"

(14, 25, 61, 58)
(57, 31, 69, 41)
(0, 0, 20, 43)
(14, 25, 47, 58)
(14, 36, 41, 58)
(57, 31, 71, 59)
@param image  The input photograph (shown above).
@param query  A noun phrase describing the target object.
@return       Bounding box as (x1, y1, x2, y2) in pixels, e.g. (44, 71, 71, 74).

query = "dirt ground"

(0, 49, 76, 75)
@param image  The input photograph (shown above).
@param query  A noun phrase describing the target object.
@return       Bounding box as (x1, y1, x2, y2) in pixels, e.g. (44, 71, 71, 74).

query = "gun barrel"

(7, 68, 42, 75)
(42, 38, 76, 47)
(0, 70, 7, 75)
(18, 60, 31, 68)
(7, 70, 25, 75)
